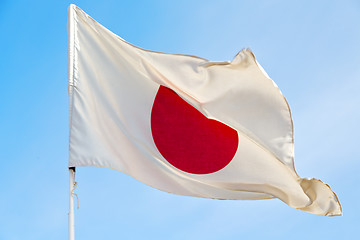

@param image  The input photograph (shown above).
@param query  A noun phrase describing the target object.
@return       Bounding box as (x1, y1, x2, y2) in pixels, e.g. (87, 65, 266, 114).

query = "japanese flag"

(68, 5, 341, 216)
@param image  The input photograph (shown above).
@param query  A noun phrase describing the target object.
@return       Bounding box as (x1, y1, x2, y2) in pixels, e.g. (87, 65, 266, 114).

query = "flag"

(67, 4, 341, 216)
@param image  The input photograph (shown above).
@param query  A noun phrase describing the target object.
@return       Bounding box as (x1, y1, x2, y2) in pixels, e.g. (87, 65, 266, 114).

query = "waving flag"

(68, 4, 341, 216)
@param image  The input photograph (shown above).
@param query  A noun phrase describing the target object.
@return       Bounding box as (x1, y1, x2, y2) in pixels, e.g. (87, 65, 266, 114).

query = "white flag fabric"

(68, 4, 341, 216)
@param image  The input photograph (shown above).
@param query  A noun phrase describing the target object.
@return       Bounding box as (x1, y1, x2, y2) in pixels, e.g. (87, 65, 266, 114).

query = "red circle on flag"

(151, 86, 239, 174)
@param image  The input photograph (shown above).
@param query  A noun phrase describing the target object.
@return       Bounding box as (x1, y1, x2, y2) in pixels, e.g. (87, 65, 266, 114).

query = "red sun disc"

(151, 86, 238, 174)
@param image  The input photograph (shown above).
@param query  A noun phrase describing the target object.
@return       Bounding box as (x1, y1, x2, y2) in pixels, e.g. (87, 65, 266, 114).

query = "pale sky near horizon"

(1, 0, 359, 239)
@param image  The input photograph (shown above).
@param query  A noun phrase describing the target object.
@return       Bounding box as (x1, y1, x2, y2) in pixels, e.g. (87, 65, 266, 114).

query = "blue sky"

(1, 0, 359, 239)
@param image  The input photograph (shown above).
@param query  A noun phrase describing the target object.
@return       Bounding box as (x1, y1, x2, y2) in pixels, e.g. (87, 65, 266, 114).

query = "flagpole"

(69, 167, 76, 240)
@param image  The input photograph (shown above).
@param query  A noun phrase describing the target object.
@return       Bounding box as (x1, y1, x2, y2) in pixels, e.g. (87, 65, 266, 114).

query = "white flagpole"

(69, 167, 76, 240)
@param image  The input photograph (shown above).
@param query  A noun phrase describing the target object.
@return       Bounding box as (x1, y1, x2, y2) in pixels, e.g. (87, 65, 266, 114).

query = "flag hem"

(67, 4, 78, 167)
